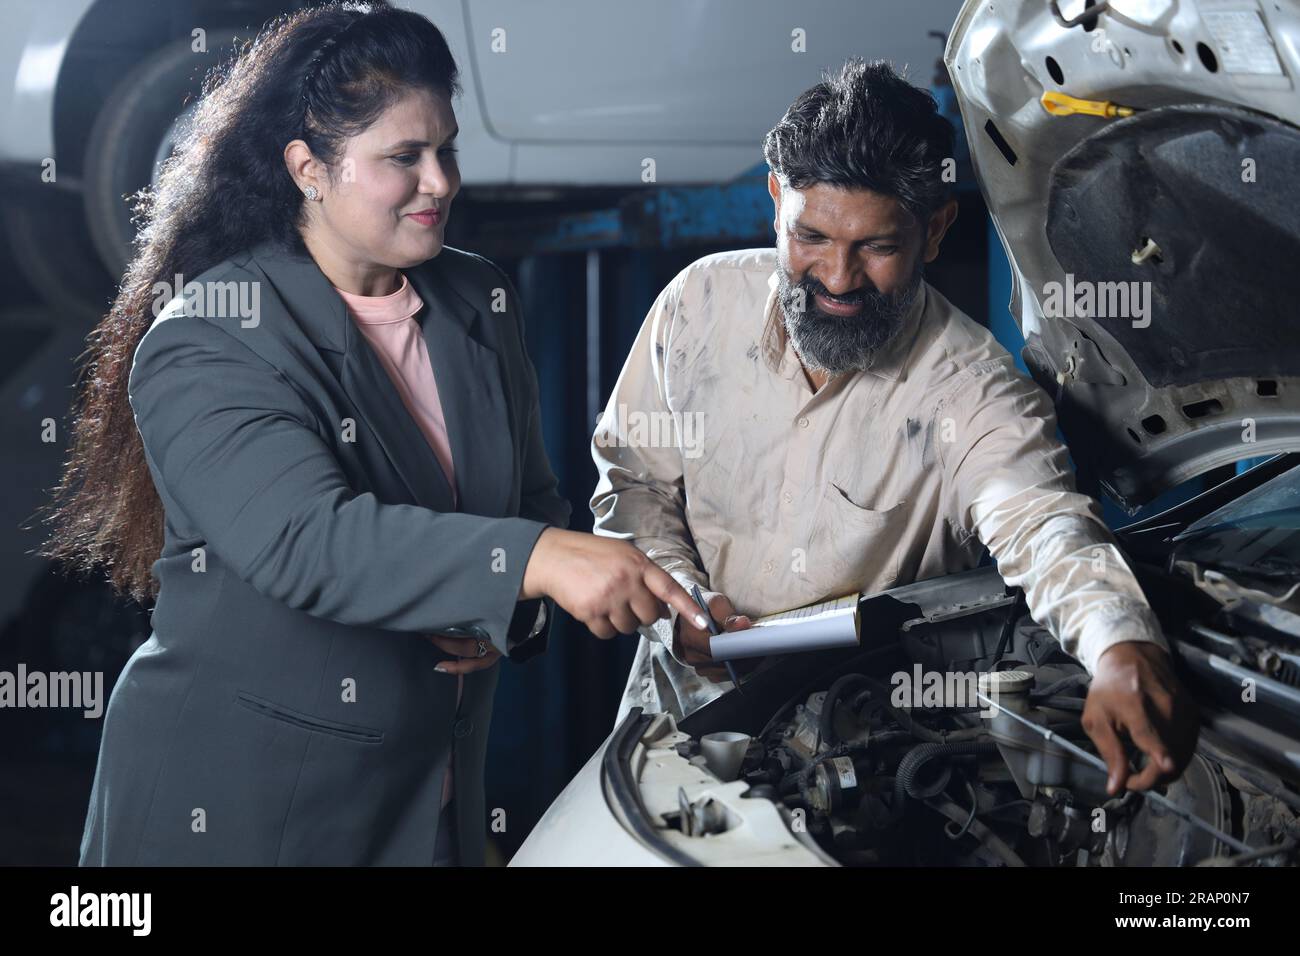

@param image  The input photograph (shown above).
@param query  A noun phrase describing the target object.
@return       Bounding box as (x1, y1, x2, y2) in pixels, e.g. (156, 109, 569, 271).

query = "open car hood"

(945, 0, 1300, 510)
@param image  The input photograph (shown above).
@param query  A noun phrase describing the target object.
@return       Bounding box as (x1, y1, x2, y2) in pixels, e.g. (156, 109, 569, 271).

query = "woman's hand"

(519, 528, 710, 640)
(427, 634, 502, 674)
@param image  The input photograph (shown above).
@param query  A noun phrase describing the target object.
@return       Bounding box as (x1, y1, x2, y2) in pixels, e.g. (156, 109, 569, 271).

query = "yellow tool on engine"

(1040, 91, 1138, 118)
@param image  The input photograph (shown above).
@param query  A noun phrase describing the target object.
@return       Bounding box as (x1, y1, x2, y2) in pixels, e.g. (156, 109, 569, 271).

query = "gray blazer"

(78, 239, 571, 866)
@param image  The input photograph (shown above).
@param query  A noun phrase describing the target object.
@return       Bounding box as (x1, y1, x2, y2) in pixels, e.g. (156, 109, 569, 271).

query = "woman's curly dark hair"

(37, 0, 461, 604)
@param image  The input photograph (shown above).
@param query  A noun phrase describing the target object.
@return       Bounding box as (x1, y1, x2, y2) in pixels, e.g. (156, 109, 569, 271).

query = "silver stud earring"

(304, 186, 320, 201)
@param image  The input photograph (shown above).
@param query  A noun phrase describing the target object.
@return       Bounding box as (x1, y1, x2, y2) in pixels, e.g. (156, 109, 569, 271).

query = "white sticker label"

(831, 756, 857, 789)
(1203, 10, 1284, 75)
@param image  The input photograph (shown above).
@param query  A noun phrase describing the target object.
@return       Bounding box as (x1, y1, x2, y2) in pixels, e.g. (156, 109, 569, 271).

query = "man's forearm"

(941, 357, 1168, 675)
(973, 487, 1167, 674)
(590, 471, 712, 659)
(590, 459, 707, 584)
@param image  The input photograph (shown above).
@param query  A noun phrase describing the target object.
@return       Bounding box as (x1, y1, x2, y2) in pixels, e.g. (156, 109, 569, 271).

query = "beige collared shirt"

(592, 248, 1166, 725)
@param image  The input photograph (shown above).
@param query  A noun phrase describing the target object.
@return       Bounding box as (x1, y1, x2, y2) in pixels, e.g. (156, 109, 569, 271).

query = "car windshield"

(1171, 459, 1300, 579)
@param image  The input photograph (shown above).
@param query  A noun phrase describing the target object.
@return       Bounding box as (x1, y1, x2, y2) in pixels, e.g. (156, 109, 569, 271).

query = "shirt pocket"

(813, 481, 909, 593)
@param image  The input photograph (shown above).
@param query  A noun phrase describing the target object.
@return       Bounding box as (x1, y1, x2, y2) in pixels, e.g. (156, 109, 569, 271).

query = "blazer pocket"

(234, 691, 384, 744)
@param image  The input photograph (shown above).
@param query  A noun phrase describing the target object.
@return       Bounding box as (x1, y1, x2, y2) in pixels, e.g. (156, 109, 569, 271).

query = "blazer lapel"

(249, 241, 506, 515)
(408, 256, 514, 519)
(340, 327, 458, 510)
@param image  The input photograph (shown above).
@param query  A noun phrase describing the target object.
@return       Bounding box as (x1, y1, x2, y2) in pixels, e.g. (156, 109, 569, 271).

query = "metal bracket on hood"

(1050, 0, 1111, 29)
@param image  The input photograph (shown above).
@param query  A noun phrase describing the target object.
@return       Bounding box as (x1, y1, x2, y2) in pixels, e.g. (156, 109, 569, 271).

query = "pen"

(689, 583, 745, 694)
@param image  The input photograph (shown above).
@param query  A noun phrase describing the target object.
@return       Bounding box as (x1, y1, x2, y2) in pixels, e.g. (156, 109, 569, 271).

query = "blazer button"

(453, 717, 474, 739)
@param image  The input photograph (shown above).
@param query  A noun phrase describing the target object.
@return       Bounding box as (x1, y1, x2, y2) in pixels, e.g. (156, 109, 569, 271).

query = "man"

(591, 60, 1197, 796)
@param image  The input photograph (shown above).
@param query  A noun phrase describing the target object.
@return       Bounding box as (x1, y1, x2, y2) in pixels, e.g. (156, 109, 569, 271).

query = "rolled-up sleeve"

(129, 313, 549, 654)
(937, 356, 1168, 674)
(590, 272, 708, 658)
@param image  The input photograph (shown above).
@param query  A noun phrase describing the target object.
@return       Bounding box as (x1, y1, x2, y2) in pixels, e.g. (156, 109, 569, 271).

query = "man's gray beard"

(777, 263, 924, 375)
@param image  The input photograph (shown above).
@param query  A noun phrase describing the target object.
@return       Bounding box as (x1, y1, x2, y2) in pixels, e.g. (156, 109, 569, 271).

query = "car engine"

(670, 563, 1300, 867)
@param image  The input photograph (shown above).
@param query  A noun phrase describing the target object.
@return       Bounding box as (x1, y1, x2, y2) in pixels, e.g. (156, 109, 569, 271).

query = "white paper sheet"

(709, 592, 860, 661)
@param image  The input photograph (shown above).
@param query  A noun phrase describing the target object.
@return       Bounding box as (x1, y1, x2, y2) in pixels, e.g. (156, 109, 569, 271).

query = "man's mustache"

(797, 276, 880, 309)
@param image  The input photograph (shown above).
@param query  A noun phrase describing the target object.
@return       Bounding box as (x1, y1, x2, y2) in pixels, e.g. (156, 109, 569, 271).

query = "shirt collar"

(332, 272, 424, 325)
(761, 268, 929, 384)
(241, 239, 478, 354)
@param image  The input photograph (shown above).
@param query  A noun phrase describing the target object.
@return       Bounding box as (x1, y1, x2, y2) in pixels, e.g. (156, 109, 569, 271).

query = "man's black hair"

(763, 59, 956, 222)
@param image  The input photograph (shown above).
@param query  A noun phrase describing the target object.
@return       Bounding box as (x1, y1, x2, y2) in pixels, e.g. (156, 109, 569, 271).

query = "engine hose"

(864, 730, 916, 749)
(925, 796, 1027, 867)
(818, 674, 875, 746)
(819, 673, 959, 745)
(891, 741, 1000, 822)
(757, 646, 903, 744)
(1031, 673, 1090, 698)
(1036, 694, 1085, 713)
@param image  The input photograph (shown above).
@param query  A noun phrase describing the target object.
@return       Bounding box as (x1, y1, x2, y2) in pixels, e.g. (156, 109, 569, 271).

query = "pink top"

(333, 271, 461, 811)
(334, 272, 458, 506)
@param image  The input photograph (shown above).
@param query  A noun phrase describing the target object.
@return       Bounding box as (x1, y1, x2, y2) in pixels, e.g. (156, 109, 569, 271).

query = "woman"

(39, 0, 706, 866)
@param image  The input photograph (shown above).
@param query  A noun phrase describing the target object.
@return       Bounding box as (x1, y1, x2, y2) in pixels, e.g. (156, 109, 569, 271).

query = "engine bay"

(647, 559, 1300, 867)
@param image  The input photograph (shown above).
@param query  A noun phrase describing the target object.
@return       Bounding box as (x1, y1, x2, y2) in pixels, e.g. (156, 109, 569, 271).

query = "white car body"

(0, 0, 964, 185)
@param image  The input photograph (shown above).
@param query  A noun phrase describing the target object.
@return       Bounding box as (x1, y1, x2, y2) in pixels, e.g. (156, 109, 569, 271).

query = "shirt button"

(782, 491, 793, 504)
(762, 561, 775, 573)
(797, 416, 810, 429)
(453, 718, 474, 739)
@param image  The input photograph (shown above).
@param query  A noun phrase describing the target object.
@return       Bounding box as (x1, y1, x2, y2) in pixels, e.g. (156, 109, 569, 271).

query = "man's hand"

(674, 593, 751, 682)
(1082, 640, 1199, 796)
